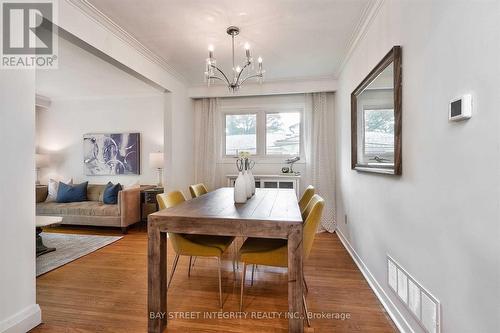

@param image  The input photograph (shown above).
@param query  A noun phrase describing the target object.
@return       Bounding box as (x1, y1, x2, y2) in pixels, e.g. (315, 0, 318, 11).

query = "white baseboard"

(335, 229, 414, 333)
(0, 304, 41, 333)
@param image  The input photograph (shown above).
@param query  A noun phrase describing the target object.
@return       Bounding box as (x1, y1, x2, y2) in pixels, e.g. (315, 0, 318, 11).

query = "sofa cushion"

(103, 182, 121, 204)
(87, 184, 106, 202)
(57, 181, 88, 203)
(46, 178, 72, 202)
(37, 201, 120, 217)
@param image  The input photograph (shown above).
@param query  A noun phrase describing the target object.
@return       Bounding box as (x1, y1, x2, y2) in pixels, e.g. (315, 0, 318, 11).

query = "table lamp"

(35, 153, 49, 185)
(149, 152, 164, 187)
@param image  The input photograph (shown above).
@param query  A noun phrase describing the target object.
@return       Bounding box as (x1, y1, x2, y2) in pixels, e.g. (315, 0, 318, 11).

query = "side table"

(141, 187, 164, 221)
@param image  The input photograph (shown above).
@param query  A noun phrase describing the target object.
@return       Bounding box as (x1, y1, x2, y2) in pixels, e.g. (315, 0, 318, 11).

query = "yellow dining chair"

(157, 190, 235, 309)
(189, 183, 209, 199)
(298, 185, 315, 215)
(238, 194, 325, 326)
(188, 183, 239, 270)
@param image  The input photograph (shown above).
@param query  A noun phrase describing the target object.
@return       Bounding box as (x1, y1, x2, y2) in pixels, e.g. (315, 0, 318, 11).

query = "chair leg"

(167, 254, 180, 289)
(303, 272, 309, 295)
(217, 256, 223, 309)
(303, 293, 311, 327)
(251, 264, 255, 286)
(240, 262, 247, 312)
(232, 242, 236, 280)
(188, 256, 193, 277)
(235, 239, 239, 269)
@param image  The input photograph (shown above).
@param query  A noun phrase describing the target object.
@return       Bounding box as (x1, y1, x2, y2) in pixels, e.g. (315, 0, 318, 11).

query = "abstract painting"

(83, 133, 140, 176)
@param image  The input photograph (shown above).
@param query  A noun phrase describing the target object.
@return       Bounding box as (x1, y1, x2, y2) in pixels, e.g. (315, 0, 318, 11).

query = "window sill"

(218, 156, 306, 165)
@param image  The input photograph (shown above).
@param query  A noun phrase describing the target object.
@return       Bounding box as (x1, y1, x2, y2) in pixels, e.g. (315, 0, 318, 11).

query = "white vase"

(234, 172, 247, 203)
(248, 169, 255, 195)
(244, 170, 252, 199)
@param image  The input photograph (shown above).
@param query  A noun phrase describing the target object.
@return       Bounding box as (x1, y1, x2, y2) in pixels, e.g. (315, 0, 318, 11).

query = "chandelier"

(205, 26, 264, 92)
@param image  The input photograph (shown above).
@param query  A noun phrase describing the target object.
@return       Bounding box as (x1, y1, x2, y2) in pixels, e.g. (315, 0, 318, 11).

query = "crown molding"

(335, 0, 385, 78)
(65, 0, 188, 84)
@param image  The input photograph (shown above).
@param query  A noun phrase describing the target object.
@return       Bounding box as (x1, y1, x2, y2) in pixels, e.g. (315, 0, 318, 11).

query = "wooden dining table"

(148, 187, 304, 332)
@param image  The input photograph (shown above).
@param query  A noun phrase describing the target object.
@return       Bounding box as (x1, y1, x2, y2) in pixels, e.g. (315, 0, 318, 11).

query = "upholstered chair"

(189, 183, 209, 199)
(157, 190, 235, 309)
(238, 194, 325, 326)
(298, 185, 315, 216)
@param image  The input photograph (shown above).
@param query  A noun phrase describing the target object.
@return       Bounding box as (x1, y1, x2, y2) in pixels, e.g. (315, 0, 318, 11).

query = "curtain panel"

(305, 92, 336, 232)
(193, 98, 219, 190)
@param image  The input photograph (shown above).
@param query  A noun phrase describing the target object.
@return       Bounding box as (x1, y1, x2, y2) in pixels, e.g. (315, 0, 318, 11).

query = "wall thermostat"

(449, 94, 472, 121)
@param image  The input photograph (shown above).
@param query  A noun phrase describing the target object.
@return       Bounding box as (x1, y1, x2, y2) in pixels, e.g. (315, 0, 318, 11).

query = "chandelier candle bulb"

(245, 43, 250, 59)
(204, 26, 264, 92)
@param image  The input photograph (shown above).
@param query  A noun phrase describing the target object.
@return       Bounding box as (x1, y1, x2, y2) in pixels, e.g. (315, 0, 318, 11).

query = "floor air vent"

(387, 255, 441, 333)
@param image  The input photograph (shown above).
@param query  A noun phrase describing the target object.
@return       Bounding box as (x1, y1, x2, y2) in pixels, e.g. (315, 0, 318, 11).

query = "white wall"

(189, 77, 337, 98)
(0, 2, 194, 331)
(36, 95, 164, 185)
(335, 1, 500, 333)
(164, 93, 195, 193)
(59, 0, 195, 194)
(0, 72, 41, 332)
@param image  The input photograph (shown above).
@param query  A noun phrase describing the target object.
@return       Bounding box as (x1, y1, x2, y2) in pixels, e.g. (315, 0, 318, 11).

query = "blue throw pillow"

(56, 181, 88, 203)
(103, 182, 122, 204)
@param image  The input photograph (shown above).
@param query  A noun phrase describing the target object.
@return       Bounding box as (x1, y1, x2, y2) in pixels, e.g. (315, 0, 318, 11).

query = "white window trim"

(360, 105, 395, 164)
(220, 105, 305, 164)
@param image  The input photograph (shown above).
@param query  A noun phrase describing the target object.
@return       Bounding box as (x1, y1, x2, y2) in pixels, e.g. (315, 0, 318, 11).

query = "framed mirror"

(351, 46, 402, 175)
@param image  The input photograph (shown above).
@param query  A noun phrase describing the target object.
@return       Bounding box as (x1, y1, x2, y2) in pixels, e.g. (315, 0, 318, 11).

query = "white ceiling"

(88, 0, 371, 84)
(36, 37, 161, 100)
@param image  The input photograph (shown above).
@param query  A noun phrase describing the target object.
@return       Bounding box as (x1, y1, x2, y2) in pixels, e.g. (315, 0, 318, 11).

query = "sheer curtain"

(193, 98, 219, 190)
(304, 92, 336, 232)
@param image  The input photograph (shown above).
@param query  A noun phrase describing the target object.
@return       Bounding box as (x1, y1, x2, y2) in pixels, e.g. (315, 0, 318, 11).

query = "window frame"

(360, 106, 395, 165)
(223, 111, 258, 157)
(221, 106, 304, 162)
(264, 111, 302, 157)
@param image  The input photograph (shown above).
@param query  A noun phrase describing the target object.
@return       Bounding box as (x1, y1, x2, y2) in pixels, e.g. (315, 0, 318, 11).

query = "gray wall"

(335, 1, 500, 332)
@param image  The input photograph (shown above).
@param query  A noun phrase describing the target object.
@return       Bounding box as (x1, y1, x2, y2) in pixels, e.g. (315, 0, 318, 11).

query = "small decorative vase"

(244, 170, 252, 199)
(234, 171, 247, 203)
(248, 169, 255, 195)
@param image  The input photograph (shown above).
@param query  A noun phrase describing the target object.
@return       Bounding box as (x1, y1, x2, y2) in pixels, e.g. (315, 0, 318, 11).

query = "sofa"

(36, 184, 141, 233)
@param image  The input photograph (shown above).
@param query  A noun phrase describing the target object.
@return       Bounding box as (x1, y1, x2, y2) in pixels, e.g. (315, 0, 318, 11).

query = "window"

(225, 114, 257, 155)
(362, 108, 394, 163)
(266, 112, 300, 155)
(223, 110, 302, 157)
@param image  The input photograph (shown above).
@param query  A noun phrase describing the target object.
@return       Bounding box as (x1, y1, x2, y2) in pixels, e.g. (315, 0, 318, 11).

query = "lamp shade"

(35, 154, 49, 168)
(149, 152, 164, 169)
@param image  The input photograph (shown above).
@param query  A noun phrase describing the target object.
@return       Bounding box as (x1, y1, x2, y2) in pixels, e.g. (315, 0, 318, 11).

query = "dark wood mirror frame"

(351, 45, 402, 175)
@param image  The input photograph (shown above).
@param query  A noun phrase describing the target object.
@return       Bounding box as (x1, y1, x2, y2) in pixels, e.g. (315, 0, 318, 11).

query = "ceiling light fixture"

(205, 26, 264, 92)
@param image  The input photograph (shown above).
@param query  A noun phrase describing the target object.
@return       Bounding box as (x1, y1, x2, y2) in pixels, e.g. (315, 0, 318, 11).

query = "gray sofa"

(36, 184, 141, 233)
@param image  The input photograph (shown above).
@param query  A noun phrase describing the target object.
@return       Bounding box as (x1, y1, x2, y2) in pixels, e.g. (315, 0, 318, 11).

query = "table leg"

(288, 224, 304, 332)
(148, 222, 167, 333)
(36, 227, 56, 257)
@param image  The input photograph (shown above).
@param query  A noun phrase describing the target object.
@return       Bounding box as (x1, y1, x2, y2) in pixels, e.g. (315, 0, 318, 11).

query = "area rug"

(36, 233, 123, 277)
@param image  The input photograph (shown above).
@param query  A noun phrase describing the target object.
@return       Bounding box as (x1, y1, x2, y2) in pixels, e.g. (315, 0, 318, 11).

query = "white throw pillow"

(45, 178, 73, 202)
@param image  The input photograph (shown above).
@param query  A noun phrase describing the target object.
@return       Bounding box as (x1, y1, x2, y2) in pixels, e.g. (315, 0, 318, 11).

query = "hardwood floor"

(32, 223, 397, 333)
